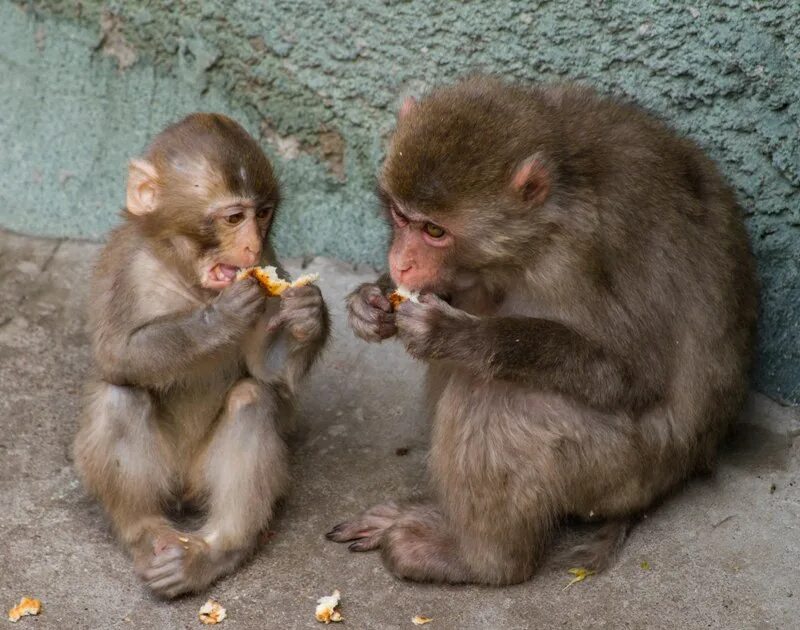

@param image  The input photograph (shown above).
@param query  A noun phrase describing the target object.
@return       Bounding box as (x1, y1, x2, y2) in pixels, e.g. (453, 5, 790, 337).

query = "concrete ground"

(0, 228, 798, 629)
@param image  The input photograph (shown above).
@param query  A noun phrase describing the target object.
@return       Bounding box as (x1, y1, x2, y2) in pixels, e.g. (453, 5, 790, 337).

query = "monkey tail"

(559, 518, 633, 572)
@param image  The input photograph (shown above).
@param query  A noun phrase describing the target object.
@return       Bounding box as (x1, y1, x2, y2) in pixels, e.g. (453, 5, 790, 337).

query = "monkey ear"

(398, 96, 418, 121)
(126, 159, 160, 215)
(512, 155, 551, 206)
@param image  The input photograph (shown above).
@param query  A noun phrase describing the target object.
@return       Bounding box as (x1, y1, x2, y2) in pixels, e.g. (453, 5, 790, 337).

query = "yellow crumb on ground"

(315, 590, 343, 624)
(7, 597, 42, 623)
(198, 599, 226, 625)
(563, 567, 596, 590)
(640, 560, 651, 570)
(412, 614, 433, 625)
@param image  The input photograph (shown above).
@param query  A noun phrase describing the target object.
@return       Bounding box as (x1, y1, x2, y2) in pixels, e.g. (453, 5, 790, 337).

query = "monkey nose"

(243, 248, 259, 266)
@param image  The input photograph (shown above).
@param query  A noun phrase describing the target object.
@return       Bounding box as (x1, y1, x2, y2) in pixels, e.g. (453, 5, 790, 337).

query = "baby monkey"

(74, 113, 329, 598)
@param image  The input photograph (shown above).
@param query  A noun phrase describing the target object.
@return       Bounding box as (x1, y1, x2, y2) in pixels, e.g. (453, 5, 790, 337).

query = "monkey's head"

(125, 113, 280, 291)
(380, 78, 559, 295)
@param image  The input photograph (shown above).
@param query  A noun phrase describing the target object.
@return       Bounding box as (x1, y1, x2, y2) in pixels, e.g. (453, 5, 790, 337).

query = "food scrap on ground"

(315, 589, 343, 624)
(640, 560, 651, 570)
(7, 597, 42, 623)
(563, 567, 596, 590)
(412, 615, 433, 625)
(198, 599, 226, 625)
(237, 265, 319, 296)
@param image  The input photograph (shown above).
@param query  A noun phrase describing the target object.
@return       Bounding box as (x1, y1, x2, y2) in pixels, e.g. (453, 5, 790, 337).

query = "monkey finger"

(266, 312, 288, 333)
(351, 317, 390, 342)
(417, 293, 450, 310)
(350, 305, 390, 327)
(282, 285, 321, 299)
(395, 299, 428, 318)
(367, 293, 393, 313)
(347, 296, 376, 318)
(350, 319, 383, 343)
(280, 296, 323, 311)
(377, 322, 398, 339)
(286, 309, 324, 331)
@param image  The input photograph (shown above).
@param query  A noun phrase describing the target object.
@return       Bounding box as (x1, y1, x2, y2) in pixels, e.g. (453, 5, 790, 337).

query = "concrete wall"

(1, 1, 797, 403)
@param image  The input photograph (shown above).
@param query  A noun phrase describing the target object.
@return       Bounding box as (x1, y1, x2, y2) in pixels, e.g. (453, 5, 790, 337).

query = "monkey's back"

(549, 85, 757, 441)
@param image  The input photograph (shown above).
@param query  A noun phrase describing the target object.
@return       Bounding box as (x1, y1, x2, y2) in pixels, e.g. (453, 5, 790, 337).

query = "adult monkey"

(328, 78, 758, 585)
(75, 113, 329, 598)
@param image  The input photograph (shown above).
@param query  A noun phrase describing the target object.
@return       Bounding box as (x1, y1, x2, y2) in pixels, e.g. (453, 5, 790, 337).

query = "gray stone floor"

(0, 229, 798, 629)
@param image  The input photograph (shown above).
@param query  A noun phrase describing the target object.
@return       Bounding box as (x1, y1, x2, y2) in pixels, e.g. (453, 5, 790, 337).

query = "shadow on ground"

(1, 230, 797, 629)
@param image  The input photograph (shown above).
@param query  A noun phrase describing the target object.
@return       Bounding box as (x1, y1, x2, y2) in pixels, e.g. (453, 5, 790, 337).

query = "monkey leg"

(74, 382, 176, 558)
(141, 378, 290, 598)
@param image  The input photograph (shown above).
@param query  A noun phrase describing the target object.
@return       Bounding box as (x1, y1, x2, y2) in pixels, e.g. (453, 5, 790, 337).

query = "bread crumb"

(389, 286, 420, 309)
(412, 615, 433, 625)
(8, 597, 42, 623)
(237, 265, 319, 296)
(315, 589, 343, 624)
(198, 599, 226, 625)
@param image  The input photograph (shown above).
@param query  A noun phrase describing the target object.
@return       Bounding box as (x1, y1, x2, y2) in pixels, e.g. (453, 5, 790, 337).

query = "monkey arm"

(399, 299, 660, 412)
(476, 316, 658, 411)
(96, 305, 251, 388)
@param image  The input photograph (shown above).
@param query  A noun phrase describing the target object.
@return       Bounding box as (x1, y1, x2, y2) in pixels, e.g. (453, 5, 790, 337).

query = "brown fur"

(329, 77, 758, 585)
(74, 113, 329, 598)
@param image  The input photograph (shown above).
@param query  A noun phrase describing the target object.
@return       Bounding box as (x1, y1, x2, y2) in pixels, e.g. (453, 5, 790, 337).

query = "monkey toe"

(149, 544, 184, 567)
(348, 535, 382, 552)
(143, 558, 195, 599)
(137, 540, 202, 599)
(326, 503, 401, 546)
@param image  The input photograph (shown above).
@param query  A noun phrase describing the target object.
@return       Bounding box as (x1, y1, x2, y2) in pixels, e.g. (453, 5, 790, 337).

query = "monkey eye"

(255, 206, 272, 219)
(225, 212, 245, 225)
(423, 223, 445, 238)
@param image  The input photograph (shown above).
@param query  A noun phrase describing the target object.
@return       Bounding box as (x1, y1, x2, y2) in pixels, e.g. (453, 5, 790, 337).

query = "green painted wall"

(1, 1, 798, 403)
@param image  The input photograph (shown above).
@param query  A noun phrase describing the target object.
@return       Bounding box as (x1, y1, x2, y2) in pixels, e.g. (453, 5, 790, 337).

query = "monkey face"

(124, 113, 280, 292)
(197, 198, 275, 291)
(382, 197, 466, 294)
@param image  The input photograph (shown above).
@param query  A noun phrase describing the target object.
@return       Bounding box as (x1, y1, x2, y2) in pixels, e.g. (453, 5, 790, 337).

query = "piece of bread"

(8, 597, 42, 623)
(314, 589, 343, 624)
(388, 286, 420, 310)
(236, 265, 319, 296)
(198, 599, 226, 625)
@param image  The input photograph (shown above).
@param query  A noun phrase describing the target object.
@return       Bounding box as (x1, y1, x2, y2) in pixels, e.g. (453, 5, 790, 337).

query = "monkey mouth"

(205, 263, 240, 289)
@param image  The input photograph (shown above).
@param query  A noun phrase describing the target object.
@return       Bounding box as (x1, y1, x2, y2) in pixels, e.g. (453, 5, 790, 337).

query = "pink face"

(387, 202, 454, 292)
(201, 200, 273, 291)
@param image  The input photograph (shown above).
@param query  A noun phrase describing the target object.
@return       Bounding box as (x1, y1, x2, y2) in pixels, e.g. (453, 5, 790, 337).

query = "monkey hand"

(396, 294, 478, 361)
(268, 284, 329, 344)
(346, 282, 397, 342)
(210, 277, 267, 335)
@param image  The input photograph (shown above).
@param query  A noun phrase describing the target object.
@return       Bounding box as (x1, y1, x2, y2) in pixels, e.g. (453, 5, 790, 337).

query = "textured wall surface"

(1, 1, 798, 402)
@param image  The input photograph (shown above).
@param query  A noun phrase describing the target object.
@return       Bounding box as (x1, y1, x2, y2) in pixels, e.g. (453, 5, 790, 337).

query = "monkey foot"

(325, 501, 401, 551)
(135, 532, 210, 599)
